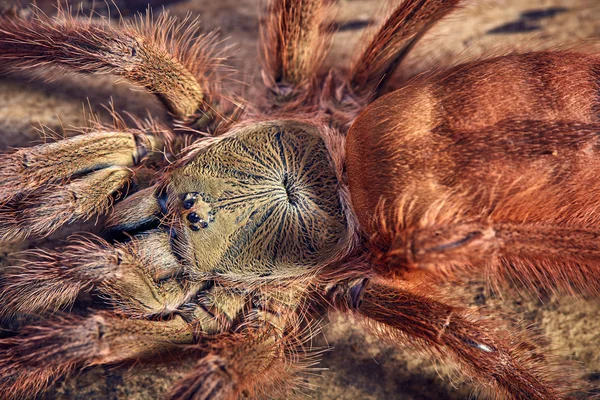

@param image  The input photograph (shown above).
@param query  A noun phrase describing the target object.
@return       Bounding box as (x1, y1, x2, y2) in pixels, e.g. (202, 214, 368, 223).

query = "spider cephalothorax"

(162, 120, 350, 277)
(0, 0, 598, 399)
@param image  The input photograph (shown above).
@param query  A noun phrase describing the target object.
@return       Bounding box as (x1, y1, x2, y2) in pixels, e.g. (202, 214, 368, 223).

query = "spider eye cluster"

(180, 192, 214, 231)
(170, 121, 348, 277)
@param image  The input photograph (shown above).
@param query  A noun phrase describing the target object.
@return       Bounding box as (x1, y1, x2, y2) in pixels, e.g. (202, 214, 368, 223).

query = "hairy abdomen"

(346, 51, 600, 231)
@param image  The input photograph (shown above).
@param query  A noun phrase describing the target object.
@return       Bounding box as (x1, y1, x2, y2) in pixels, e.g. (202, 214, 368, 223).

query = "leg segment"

(380, 221, 600, 296)
(0, 129, 167, 240)
(105, 186, 164, 233)
(0, 313, 193, 400)
(261, 0, 334, 104)
(349, 0, 463, 96)
(0, 232, 192, 319)
(169, 354, 238, 400)
(0, 166, 132, 241)
(333, 277, 581, 400)
(0, 131, 141, 201)
(169, 323, 313, 400)
(0, 9, 220, 125)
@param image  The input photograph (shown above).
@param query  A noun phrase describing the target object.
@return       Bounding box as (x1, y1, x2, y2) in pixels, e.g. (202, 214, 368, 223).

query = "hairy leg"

(0, 167, 133, 241)
(261, 0, 334, 106)
(320, 0, 464, 129)
(169, 320, 314, 400)
(0, 8, 221, 126)
(0, 125, 169, 240)
(0, 313, 193, 400)
(332, 276, 581, 400)
(105, 186, 165, 232)
(349, 0, 463, 96)
(381, 220, 600, 296)
(0, 232, 195, 319)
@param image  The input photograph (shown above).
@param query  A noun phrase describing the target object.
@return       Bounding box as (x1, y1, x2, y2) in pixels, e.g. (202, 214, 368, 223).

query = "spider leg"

(0, 232, 194, 319)
(261, 0, 334, 106)
(349, 0, 463, 97)
(0, 131, 145, 201)
(0, 128, 169, 240)
(0, 312, 193, 400)
(169, 330, 277, 400)
(0, 167, 133, 241)
(333, 276, 581, 399)
(168, 315, 314, 400)
(381, 220, 600, 296)
(169, 353, 239, 400)
(104, 186, 165, 232)
(0, 8, 222, 126)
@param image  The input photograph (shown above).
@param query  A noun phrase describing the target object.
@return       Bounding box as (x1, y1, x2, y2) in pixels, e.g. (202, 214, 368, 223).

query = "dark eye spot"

(187, 212, 201, 223)
(190, 225, 200, 232)
(182, 192, 199, 209)
(183, 199, 195, 209)
(199, 221, 209, 229)
(131, 46, 137, 57)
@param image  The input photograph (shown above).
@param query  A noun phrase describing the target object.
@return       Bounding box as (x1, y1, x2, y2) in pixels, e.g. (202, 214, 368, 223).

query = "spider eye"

(169, 121, 348, 277)
(182, 193, 198, 209)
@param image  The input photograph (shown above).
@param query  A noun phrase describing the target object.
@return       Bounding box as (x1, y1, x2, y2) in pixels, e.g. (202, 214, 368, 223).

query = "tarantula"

(0, 0, 598, 398)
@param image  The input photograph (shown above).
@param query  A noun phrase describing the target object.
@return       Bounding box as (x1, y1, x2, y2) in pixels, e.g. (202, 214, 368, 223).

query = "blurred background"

(0, 0, 599, 398)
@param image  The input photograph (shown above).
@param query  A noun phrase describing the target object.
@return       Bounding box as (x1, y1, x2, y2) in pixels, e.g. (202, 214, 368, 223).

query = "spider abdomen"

(346, 51, 600, 230)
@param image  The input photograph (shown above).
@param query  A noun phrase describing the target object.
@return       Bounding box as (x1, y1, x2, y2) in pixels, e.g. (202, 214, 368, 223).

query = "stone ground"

(0, 0, 600, 399)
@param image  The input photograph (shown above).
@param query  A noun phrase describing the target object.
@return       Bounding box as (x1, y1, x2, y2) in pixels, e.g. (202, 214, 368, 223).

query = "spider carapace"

(0, 0, 598, 399)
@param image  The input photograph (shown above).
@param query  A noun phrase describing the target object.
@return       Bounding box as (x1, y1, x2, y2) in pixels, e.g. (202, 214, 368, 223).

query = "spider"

(0, 0, 598, 399)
